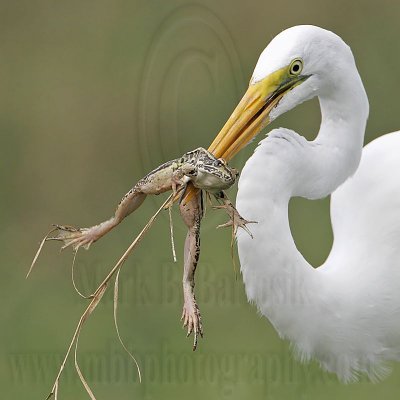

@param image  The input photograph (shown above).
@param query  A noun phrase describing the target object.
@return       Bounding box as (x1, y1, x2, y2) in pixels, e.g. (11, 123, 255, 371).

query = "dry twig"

(42, 194, 173, 399)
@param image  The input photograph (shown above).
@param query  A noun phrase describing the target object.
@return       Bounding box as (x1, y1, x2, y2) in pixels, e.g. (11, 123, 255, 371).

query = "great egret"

(207, 25, 400, 382)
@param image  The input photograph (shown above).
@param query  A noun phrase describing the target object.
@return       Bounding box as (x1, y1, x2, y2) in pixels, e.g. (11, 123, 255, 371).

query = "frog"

(49, 147, 254, 349)
(52, 147, 242, 250)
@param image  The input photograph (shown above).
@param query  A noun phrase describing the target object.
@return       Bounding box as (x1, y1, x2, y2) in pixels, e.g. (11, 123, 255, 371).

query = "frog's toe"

(217, 217, 257, 238)
(181, 301, 203, 351)
(47, 225, 96, 251)
(213, 204, 257, 237)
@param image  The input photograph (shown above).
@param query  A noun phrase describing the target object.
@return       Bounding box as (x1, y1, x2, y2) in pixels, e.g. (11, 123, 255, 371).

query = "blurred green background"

(1, 0, 400, 398)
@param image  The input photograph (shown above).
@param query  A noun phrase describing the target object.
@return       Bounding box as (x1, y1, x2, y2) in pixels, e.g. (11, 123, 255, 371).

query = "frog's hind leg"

(179, 191, 204, 350)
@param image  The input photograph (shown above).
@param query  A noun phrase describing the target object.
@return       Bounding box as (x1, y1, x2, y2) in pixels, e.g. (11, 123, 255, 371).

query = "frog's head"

(194, 156, 239, 194)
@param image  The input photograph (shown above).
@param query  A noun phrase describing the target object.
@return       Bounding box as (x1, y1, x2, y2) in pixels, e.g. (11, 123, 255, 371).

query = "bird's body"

(216, 25, 400, 382)
(237, 129, 400, 382)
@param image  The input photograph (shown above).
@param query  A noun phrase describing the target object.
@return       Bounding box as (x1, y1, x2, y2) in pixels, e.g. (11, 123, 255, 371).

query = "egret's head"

(208, 25, 358, 160)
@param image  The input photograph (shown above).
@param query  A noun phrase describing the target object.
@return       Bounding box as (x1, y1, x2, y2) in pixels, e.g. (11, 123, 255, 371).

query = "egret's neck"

(313, 70, 369, 194)
(290, 71, 369, 200)
(236, 71, 369, 345)
(237, 147, 321, 343)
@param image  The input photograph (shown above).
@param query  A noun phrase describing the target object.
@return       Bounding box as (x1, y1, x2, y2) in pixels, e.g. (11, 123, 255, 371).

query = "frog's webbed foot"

(47, 222, 111, 251)
(213, 200, 257, 238)
(181, 293, 203, 351)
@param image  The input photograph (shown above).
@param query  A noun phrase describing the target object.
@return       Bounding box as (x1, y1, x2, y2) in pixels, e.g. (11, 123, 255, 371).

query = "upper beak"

(207, 67, 308, 161)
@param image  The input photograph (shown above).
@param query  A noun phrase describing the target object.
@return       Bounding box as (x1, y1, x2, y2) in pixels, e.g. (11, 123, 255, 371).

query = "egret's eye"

(289, 58, 303, 76)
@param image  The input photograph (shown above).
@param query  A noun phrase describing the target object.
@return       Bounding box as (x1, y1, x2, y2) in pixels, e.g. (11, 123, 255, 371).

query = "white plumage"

(236, 25, 400, 382)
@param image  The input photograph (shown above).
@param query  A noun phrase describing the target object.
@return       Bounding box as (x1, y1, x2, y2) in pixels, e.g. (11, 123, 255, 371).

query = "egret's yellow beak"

(208, 66, 308, 161)
(180, 65, 308, 204)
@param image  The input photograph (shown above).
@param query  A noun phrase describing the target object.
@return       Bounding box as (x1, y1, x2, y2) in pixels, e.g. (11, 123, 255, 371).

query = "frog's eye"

(215, 158, 225, 167)
(289, 58, 303, 76)
(186, 167, 197, 176)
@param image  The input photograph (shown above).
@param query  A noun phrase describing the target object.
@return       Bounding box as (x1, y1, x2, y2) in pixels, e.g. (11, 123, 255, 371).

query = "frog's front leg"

(179, 190, 204, 350)
(213, 191, 257, 238)
(51, 187, 148, 250)
(50, 161, 182, 251)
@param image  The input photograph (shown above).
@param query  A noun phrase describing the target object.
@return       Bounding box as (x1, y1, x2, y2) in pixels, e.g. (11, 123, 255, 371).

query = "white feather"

(236, 25, 400, 382)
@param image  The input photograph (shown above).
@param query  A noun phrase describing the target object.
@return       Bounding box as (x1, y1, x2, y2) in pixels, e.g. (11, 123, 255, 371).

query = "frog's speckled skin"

(54, 148, 238, 250)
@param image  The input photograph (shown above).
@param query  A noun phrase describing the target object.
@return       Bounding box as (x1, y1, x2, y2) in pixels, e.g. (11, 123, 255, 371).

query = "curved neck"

(313, 68, 369, 193)
(237, 153, 322, 342)
(294, 71, 369, 200)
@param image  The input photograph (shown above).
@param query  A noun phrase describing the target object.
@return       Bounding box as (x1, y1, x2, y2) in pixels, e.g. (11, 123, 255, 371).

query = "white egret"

(207, 25, 400, 382)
